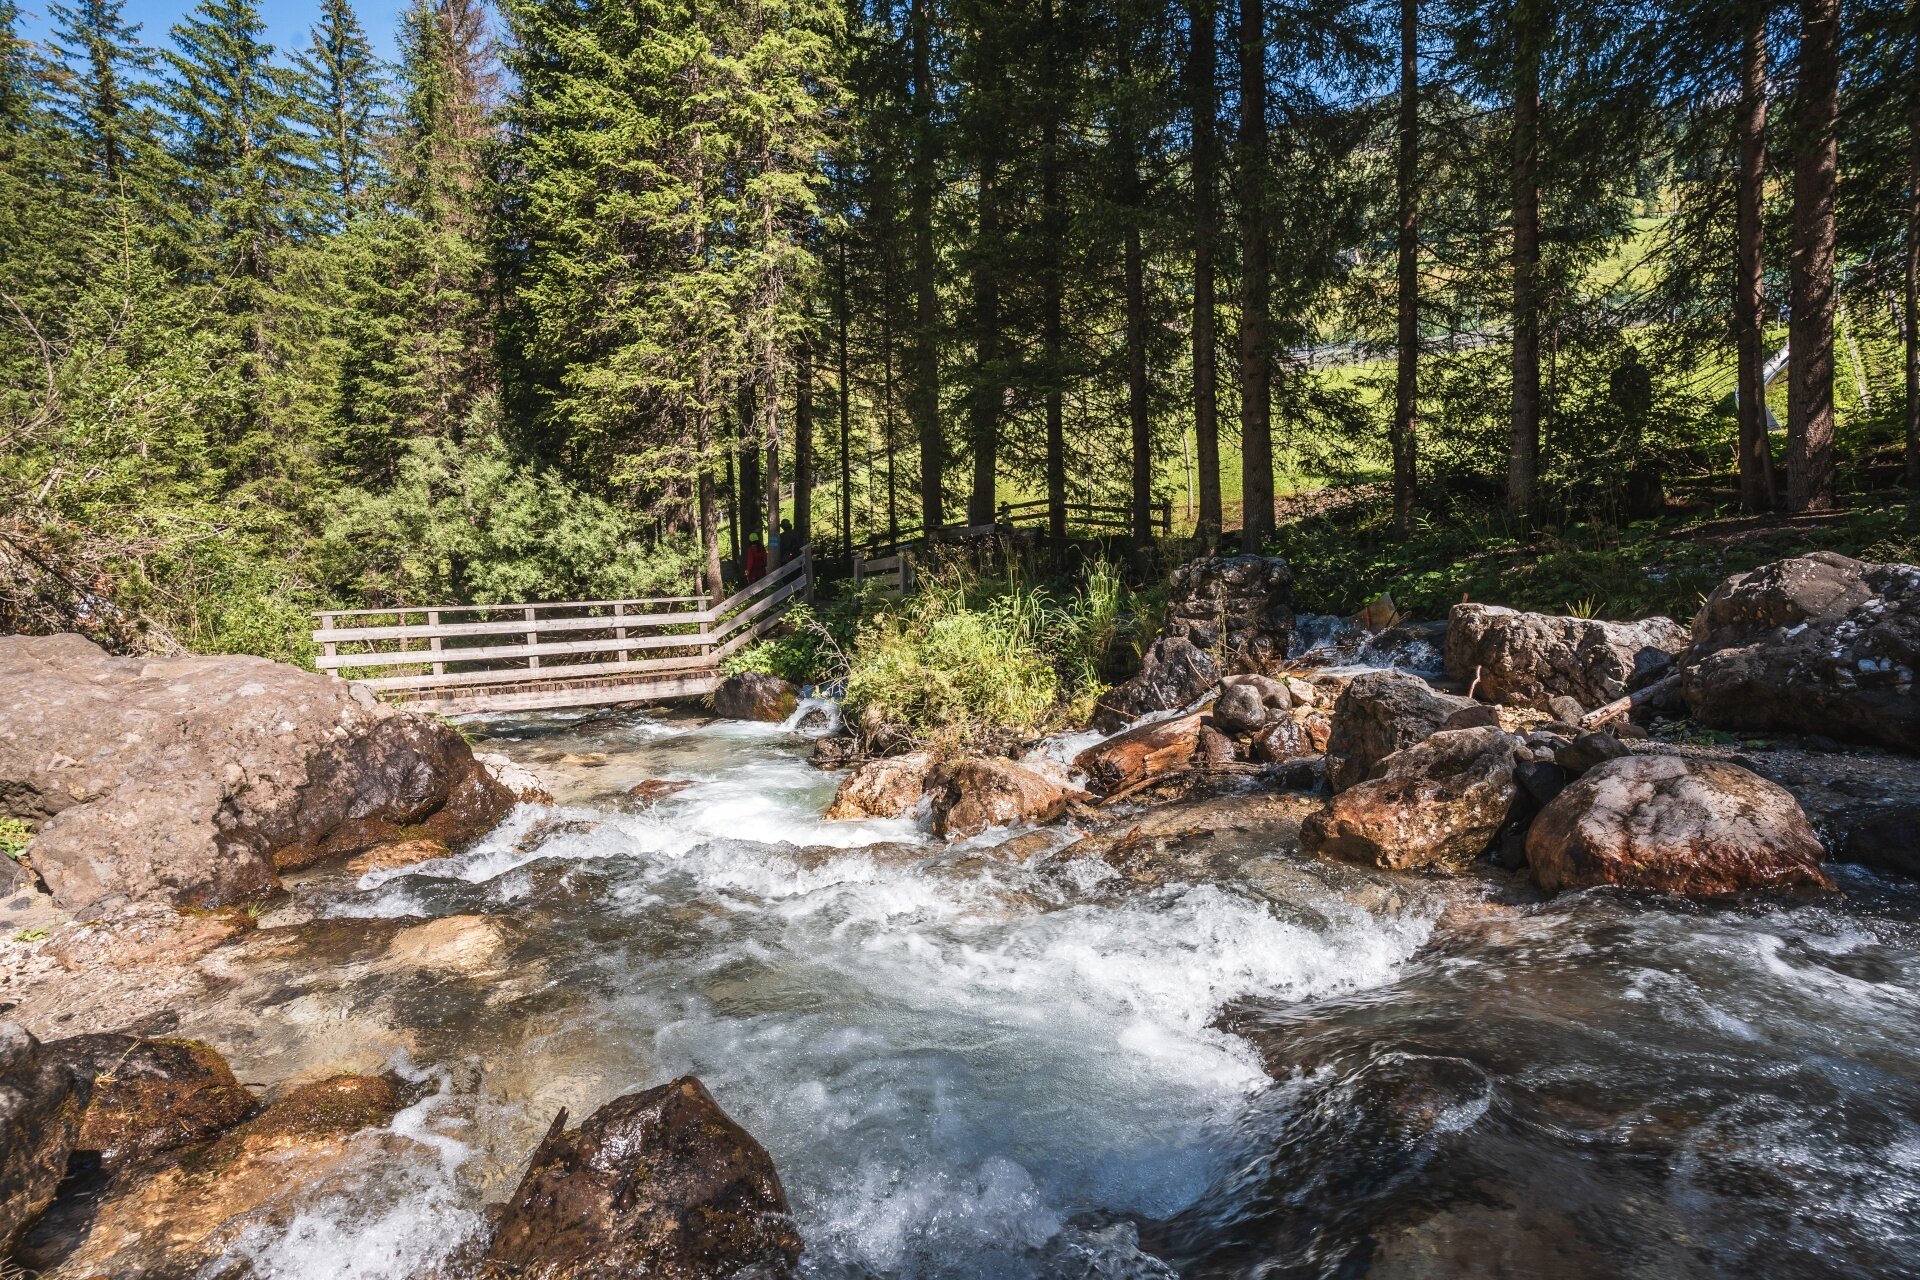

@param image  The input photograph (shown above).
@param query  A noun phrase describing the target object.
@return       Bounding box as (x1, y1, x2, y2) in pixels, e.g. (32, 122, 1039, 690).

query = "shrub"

(0, 818, 29, 860)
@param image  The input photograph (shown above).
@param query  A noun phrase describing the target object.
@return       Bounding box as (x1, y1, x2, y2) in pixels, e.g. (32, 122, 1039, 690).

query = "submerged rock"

(1302, 726, 1523, 872)
(1680, 552, 1920, 752)
(484, 1075, 801, 1280)
(1323, 670, 1474, 793)
(1445, 603, 1688, 711)
(1843, 804, 1920, 876)
(1526, 754, 1833, 896)
(711, 672, 800, 722)
(928, 756, 1078, 839)
(0, 634, 512, 918)
(824, 751, 935, 820)
(1, 1021, 86, 1254)
(1090, 636, 1218, 733)
(49, 1033, 256, 1171)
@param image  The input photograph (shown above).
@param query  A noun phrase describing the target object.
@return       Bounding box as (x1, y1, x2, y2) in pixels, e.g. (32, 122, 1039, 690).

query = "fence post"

(525, 606, 540, 670)
(803, 546, 815, 604)
(614, 601, 629, 666)
(428, 610, 445, 677)
(318, 613, 339, 677)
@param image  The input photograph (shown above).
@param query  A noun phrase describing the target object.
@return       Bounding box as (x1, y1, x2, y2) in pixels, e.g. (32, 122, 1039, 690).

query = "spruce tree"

(295, 0, 385, 219)
(45, 0, 167, 196)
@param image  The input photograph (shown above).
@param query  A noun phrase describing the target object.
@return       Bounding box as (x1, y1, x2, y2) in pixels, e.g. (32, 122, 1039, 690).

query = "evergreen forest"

(2, 0, 1917, 660)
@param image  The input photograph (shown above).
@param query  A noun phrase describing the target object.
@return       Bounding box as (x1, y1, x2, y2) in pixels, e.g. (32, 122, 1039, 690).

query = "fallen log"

(1073, 713, 1206, 796)
(1577, 672, 1681, 730)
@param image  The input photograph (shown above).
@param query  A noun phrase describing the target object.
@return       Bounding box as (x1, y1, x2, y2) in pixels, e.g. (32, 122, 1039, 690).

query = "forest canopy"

(0, 0, 1915, 660)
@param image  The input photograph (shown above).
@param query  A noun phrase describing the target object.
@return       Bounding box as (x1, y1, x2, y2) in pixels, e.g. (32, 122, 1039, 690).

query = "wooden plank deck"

(314, 549, 811, 714)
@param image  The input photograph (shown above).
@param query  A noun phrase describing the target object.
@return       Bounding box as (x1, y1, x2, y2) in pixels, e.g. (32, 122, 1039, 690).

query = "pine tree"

(1787, 0, 1840, 511)
(295, 0, 385, 220)
(45, 0, 166, 194)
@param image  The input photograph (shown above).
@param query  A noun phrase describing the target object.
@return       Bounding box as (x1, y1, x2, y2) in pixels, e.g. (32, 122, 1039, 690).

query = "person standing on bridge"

(744, 531, 768, 585)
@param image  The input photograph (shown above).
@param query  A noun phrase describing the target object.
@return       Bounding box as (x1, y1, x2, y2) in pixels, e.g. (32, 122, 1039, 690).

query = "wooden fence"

(312, 548, 812, 714)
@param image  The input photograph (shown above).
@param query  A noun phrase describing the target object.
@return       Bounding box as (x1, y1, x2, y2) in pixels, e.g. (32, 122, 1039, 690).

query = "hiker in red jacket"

(743, 531, 768, 584)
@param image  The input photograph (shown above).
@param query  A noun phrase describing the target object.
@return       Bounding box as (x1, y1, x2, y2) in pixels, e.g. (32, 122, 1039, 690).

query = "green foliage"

(0, 817, 30, 859)
(722, 599, 855, 686)
(841, 561, 1127, 743)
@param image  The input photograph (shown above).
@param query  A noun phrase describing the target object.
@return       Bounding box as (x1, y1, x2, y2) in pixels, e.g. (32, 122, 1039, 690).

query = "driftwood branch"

(1578, 672, 1681, 730)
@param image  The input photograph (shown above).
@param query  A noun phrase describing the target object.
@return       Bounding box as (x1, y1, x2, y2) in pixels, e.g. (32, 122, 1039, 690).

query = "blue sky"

(18, 0, 413, 66)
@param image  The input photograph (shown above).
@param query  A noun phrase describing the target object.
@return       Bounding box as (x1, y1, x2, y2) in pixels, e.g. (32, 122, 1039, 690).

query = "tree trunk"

(1736, 5, 1775, 513)
(838, 240, 854, 549)
(1508, 0, 1542, 517)
(739, 386, 763, 545)
(1787, 0, 1840, 512)
(968, 153, 1001, 527)
(910, 0, 943, 533)
(1126, 205, 1152, 556)
(1044, 0, 1068, 554)
(698, 463, 724, 604)
(1189, 0, 1222, 547)
(795, 337, 813, 549)
(725, 439, 741, 568)
(1391, 0, 1419, 537)
(1906, 11, 1919, 490)
(1237, 0, 1273, 551)
(764, 378, 783, 570)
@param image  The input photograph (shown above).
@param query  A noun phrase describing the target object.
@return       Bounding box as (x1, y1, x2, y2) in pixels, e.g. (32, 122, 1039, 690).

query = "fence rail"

(312, 548, 811, 714)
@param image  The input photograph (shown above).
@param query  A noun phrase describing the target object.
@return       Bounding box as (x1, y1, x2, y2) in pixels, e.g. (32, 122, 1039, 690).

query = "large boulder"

(50, 1034, 256, 1171)
(1679, 553, 1920, 752)
(1162, 555, 1295, 672)
(1090, 636, 1218, 733)
(0, 634, 513, 918)
(927, 756, 1076, 839)
(1301, 727, 1522, 872)
(824, 751, 935, 820)
(1, 1021, 86, 1254)
(18, 1073, 409, 1278)
(484, 1076, 802, 1280)
(711, 671, 800, 723)
(1445, 603, 1689, 712)
(1526, 754, 1834, 896)
(1323, 670, 1475, 793)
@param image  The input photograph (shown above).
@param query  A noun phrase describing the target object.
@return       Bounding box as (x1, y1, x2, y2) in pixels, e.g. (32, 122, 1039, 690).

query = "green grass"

(1272, 488, 1920, 622)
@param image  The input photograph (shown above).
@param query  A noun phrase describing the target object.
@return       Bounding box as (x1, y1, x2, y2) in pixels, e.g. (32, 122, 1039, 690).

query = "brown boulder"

(483, 1076, 801, 1280)
(1, 1021, 86, 1253)
(1074, 714, 1205, 796)
(711, 672, 800, 722)
(17, 1073, 408, 1277)
(1680, 553, 1920, 752)
(928, 756, 1076, 839)
(1323, 670, 1475, 793)
(1089, 636, 1219, 733)
(1302, 727, 1522, 872)
(1162, 555, 1295, 672)
(0, 634, 512, 917)
(49, 1034, 256, 1171)
(1526, 754, 1834, 896)
(824, 751, 936, 820)
(1445, 603, 1689, 711)
(629, 778, 697, 807)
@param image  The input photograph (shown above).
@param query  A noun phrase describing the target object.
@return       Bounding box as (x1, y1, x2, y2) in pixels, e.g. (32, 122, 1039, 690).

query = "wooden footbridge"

(312, 549, 812, 715)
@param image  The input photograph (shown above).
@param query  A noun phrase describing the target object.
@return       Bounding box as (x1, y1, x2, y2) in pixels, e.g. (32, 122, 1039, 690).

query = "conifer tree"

(295, 0, 385, 219)
(46, 0, 166, 194)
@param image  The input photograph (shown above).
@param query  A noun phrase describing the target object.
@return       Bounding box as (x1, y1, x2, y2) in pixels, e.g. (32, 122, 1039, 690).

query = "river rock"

(0, 634, 513, 918)
(1324, 670, 1475, 793)
(49, 1033, 256, 1170)
(484, 1076, 802, 1280)
(1679, 552, 1920, 752)
(1, 1021, 86, 1253)
(928, 756, 1076, 839)
(1843, 804, 1920, 876)
(1197, 723, 1240, 768)
(1301, 726, 1523, 871)
(711, 671, 799, 722)
(1074, 713, 1205, 796)
(824, 751, 935, 820)
(18, 1073, 409, 1277)
(1251, 710, 1331, 764)
(1163, 554, 1295, 672)
(1525, 755, 1834, 896)
(1555, 731, 1630, 777)
(1090, 636, 1218, 733)
(1445, 603, 1689, 712)
(477, 751, 556, 805)
(1212, 681, 1271, 734)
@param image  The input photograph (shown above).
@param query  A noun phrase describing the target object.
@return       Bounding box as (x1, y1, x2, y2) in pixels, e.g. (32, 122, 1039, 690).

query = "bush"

(841, 561, 1129, 745)
(721, 600, 856, 686)
(0, 817, 31, 860)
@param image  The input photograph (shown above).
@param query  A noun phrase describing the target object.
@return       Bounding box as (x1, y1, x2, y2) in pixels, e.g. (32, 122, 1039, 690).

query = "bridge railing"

(311, 547, 812, 704)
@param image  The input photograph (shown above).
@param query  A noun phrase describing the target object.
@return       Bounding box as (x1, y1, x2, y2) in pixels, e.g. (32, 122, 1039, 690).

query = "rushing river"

(159, 705, 1920, 1279)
